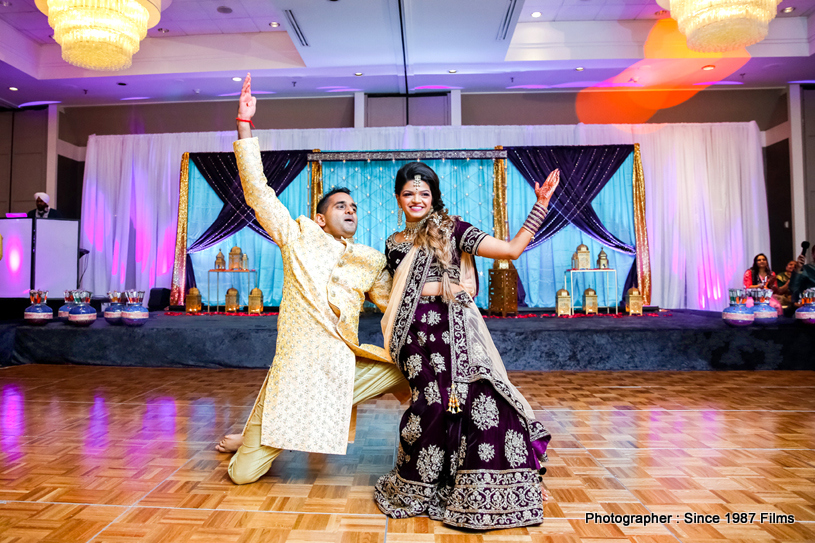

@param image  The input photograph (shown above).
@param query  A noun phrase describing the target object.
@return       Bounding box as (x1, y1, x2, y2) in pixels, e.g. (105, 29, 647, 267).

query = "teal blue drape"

(322, 158, 495, 308)
(186, 162, 309, 306)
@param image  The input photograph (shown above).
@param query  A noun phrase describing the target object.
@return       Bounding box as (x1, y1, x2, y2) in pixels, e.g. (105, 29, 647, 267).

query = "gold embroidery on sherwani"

(234, 137, 392, 455)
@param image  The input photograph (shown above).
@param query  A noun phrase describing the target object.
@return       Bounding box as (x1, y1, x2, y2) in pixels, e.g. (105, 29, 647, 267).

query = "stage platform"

(1, 310, 812, 370)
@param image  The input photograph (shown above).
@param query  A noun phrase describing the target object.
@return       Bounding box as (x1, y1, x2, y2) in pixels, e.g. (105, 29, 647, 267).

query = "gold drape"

(632, 143, 652, 305)
(492, 146, 510, 269)
(170, 153, 190, 306)
(309, 151, 323, 220)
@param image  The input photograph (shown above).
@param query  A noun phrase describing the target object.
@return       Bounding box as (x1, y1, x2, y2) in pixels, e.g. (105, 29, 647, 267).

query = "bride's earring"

(397, 208, 404, 228)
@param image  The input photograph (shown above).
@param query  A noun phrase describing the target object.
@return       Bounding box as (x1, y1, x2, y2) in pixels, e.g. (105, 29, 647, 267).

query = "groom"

(221, 74, 408, 484)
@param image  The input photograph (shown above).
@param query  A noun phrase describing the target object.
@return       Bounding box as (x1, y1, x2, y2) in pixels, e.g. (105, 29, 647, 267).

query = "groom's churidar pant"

(229, 358, 406, 484)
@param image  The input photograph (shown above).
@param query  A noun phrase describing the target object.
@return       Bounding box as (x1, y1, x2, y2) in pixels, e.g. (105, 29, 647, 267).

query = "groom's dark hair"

(316, 187, 352, 215)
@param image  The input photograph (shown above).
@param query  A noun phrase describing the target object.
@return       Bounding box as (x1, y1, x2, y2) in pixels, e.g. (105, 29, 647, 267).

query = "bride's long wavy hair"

(395, 162, 457, 302)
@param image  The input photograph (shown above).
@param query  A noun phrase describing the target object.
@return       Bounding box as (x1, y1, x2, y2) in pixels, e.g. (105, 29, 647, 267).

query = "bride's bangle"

(522, 202, 548, 234)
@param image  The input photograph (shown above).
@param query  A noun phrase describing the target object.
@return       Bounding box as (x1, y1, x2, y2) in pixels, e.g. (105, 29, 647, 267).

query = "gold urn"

(556, 288, 571, 316)
(576, 244, 591, 270)
(225, 287, 240, 313)
(626, 287, 644, 315)
(229, 246, 243, 270)
(248, 287, 263, 314)
(215, 249, 226, 270)
(571, 252, 578, 270)
(597, 249, 609, 269)
(185, 287, 202, 314)
(583, 288, 598, 315)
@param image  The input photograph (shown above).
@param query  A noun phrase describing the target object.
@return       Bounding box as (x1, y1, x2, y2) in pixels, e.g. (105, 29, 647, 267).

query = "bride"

(375, 160, 559, 530)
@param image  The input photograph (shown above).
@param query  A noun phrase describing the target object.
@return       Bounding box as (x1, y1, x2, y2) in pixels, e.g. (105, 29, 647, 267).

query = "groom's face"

(317, 192, 358, 239)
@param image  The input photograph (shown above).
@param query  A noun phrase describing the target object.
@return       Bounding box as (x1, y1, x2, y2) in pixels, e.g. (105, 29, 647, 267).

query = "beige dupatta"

(381, 248, 535, 420)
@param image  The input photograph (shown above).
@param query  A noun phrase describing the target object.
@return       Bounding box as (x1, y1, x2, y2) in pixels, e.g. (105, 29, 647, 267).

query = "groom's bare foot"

(215, 434, 243, 453)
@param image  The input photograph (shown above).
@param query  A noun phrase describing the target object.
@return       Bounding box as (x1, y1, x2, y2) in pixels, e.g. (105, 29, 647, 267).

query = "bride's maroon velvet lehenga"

(374, 219, 551, 530)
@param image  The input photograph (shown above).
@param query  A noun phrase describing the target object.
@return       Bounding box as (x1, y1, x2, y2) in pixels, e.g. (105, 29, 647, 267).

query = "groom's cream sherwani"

(235, 137, 393, 455)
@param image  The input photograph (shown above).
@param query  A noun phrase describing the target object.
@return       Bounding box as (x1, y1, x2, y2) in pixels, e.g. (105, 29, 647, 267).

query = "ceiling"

(0, 0, 813, 108)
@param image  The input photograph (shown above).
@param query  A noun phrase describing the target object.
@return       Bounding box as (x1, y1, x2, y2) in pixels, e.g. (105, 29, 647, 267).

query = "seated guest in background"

(775, 260, 797, 308)
(743, 253, 782, 314)
(27, 192, 63, 219)
(791, 246, 815, 304)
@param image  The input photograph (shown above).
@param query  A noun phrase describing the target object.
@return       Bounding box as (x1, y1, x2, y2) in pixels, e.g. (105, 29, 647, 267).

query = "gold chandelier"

(662, 0, 781, 51)
(36, 0, 162, 71)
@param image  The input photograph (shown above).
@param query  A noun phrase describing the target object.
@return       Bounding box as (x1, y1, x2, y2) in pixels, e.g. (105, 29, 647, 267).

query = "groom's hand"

(237, 73, 256, 139)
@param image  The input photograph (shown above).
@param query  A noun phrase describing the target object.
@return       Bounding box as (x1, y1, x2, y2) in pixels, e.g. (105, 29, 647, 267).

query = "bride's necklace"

(402, 216, 429, 242)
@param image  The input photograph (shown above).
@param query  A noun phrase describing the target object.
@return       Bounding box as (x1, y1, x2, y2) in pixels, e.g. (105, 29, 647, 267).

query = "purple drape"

(507, 146, 635, 254)
(507, 145, 637, 303)
(185, 150, 308, 288)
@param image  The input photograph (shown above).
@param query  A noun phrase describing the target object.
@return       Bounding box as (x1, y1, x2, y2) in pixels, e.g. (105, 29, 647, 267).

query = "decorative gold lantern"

(215, 250, 226, 270)
(248, 287, 263, 314)
(225, 287, 240, 313)
(185, 287, 202, 314)
(583, 288, 598, 315)
(597, 249, 609, 269)
(242, 253, 249, 270)
(556, 289, 571, 316)
(626, 287, 644, 316)
(229, 246, 243, 270)
(576, 244, 591, 270)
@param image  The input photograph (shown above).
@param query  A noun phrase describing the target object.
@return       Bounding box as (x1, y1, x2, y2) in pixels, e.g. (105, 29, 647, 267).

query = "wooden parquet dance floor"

(1, 365, 814, 543)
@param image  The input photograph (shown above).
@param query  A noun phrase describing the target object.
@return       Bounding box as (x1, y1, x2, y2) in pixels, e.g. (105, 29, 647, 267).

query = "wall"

(462, 88, 789, 131)
(58, 97, 355, 147)
(0, 108, 47, 215)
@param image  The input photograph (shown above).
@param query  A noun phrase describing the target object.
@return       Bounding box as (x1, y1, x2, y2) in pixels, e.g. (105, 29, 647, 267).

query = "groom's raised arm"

(233, 73, 297, 246)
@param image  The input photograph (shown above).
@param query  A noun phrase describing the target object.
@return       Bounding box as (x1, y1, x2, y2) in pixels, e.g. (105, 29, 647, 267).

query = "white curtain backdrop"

(81, 122, 768, 311)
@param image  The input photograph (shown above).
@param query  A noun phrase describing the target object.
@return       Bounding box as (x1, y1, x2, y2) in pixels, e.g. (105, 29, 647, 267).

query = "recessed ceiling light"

(448, 69, 457, 73)
(782, 6, 794, 12)
(354, 72, 363, 76)
(531, 11, 542, 17)
(702, 65, 715, 70)
(117, 82, 127, 86)
(156, 27, 169, 33)
(269, 21, 279, 27)
(575, 66, 584, 71)
(9, 86, 18, 91)
(216, 5, 232, 13)
(232, 76, 242, 81)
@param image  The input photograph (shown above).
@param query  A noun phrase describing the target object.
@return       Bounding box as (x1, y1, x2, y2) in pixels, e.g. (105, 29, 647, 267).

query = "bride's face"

(397, 180, 433, 223)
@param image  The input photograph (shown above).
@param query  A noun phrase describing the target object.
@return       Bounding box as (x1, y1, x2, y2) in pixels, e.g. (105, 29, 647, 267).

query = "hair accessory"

(413, 174, 422, 190)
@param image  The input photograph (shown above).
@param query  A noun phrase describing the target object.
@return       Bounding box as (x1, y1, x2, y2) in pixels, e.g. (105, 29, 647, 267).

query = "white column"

(354, 92, 365, 129)
(788, 84, 807, 251)
(46, 104, 59, 207)
(450, 89, 461, 127)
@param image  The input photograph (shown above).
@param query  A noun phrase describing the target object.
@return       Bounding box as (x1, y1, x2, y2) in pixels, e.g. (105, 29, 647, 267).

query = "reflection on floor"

(1, 365, 814, 542)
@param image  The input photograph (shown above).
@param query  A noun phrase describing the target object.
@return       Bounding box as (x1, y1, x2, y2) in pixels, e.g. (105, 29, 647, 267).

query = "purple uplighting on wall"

(413, 85, 463, 90)
(326, 88, 363, 92)
(694, 81, 743, 85)
(121, 97, 151, 100)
